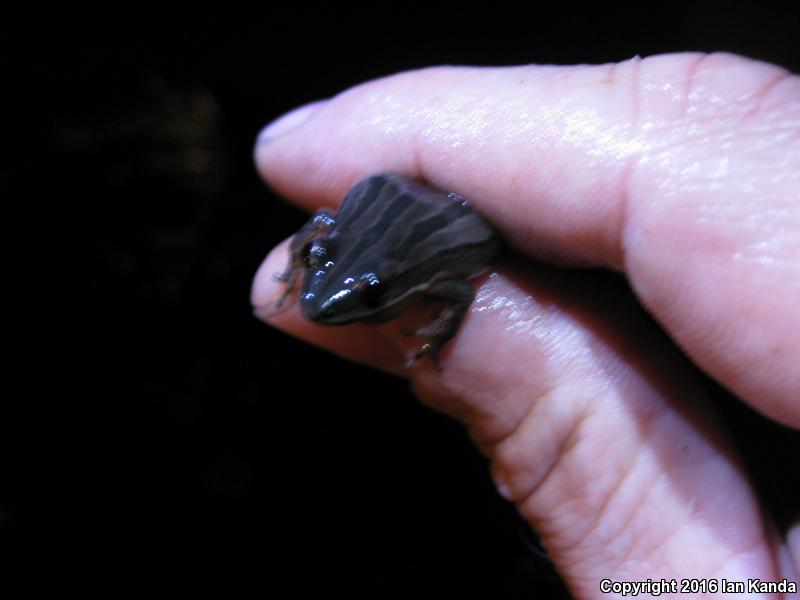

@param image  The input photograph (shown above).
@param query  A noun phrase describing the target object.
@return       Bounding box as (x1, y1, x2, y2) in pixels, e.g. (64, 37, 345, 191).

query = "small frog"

(274, 173, 498, 367)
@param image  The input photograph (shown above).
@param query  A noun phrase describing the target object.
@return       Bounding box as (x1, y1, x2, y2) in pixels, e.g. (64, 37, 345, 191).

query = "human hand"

(252, 53, 799, 597)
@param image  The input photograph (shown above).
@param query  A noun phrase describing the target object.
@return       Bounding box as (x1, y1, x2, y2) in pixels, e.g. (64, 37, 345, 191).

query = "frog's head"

(298, 238, 390, 324)
(301, 269, 387, 324)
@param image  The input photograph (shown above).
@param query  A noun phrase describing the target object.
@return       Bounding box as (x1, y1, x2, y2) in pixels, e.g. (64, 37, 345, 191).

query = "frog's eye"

(301, 241, 328, 268)
(358, 274, 385, 308)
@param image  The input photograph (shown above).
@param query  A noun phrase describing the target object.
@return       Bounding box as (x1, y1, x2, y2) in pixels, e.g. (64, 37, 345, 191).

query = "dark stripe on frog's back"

(330, 174, 451, 272)
(384, 196, 473, 261)
(335, 173, 458, 235)
(333, 174, 393, 230)
(329, 179, 419, 274)
(390, 216, 497, 294)
(329, 173, 495, 282)
(388, 238, 495, 301)
(379, 202, 463, 268)
(404, 208, 494, 267)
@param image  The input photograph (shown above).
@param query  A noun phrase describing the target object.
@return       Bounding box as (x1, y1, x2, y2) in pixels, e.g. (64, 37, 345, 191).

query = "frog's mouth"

(301, 289, 363, 324)
(315, 289, 354, 323)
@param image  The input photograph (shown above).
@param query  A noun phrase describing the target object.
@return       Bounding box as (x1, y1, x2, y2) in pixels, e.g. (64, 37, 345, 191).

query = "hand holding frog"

(252, 53, 800, 597)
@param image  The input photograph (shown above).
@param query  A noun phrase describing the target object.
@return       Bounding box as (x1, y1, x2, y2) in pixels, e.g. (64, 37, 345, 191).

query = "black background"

(4, 8, 800, 599)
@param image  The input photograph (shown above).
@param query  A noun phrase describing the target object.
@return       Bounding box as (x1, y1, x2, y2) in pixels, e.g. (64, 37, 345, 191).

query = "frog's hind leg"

(405, 279, 476, 369)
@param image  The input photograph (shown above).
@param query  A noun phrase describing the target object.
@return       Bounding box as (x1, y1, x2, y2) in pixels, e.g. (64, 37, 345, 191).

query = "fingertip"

(250, 62, 632, 263)
(788, 520, 800, 575)
(250, 239, 409, 373)
(255, 99, 355, 210)
(256, 100, 329, 146)
(250, 238, 292, 310)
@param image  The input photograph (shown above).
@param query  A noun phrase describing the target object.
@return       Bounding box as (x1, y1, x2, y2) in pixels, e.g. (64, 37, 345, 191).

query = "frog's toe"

(405, 342, 443, 371)
(271, 287, 296, 311)
(412, 323, 441, 338)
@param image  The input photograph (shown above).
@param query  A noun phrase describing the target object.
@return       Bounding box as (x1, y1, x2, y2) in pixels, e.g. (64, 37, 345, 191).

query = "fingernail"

(257, 100, 328, 144)
(493, 472, 513, 501)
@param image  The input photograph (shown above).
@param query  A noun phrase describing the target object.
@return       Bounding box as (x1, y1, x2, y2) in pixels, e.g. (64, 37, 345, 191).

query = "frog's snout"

(307, 304, 337, 322)
(301, 289, 354, 324)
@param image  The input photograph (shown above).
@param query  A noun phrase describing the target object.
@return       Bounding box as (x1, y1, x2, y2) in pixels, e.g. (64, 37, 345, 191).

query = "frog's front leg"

(405, 279, 476, 369)
(273, 208, 336, 308)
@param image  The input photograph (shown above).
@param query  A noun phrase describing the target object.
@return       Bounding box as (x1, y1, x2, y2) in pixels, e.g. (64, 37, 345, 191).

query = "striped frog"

(274, 173, 498, 367)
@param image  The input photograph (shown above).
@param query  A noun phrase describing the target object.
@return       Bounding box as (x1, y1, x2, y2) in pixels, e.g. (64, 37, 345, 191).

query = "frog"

(274, 172, 498, 368)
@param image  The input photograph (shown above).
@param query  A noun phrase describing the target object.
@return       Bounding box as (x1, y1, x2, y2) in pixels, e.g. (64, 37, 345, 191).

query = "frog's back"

(332, 173, 497, 284)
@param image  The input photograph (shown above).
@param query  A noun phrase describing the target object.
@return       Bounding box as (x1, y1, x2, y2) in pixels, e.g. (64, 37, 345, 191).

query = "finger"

(251, 239, 407, 373)
(255, 52, 800, 428)
(252, 238, 503, 376)
(255, 237, 787, 595)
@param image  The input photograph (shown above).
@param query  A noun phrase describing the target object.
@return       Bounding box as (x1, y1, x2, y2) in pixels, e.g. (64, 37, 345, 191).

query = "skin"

(251, 53, 800, 598)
